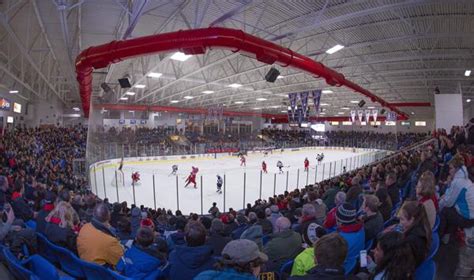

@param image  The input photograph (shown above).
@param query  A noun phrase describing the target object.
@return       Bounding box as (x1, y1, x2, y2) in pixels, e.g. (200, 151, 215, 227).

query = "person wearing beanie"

(323, 191, 346, 229)
(36, 191, 57, 234)
(439, 154, 474, 244)
(290, 224, 326, 277)
(336, 203, 365, 274)
(268, 205, 282, 233)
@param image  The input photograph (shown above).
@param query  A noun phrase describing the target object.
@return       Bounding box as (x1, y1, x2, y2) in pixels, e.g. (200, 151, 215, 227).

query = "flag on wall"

(312, 90, 322, 114)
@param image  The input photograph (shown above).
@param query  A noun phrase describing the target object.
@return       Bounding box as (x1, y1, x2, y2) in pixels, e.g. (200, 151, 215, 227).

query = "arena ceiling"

(0, 0, 473, 119)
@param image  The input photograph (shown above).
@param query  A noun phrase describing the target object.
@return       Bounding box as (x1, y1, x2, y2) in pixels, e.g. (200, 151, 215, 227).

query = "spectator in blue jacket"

(336, 203, 365, 274)
(195, 239, 268, 280)
(117, 227, 166, 280)
(439, 155, 474, 244)
(169, 221, 215, 279)
(166, 218, 186, 251)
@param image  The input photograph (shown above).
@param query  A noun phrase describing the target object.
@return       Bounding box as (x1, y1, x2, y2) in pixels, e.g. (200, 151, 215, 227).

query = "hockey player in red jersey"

(191, 166, 199, 175)
(304, 157, 309, 172)
(240, 155, 246, 167)
(185, 172, 197, 188)
(131, 171, 140, 185)
(262, 161, 268, 173)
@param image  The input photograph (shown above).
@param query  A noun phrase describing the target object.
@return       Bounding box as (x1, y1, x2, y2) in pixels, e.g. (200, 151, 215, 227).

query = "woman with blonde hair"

(416, 170, 438, 229)
(44, 201, 78, 253)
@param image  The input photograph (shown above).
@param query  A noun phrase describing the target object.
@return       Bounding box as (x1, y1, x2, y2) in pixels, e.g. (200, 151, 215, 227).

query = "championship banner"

(387, 111, 397, 121)
(357, 110, 364, 122)
(299, 91, 309, 118)
(365, 110, 371, 123)
(350, 110, 356, 123)
(312, 90, 322, 114)
(372, 109, 378, 122)
(289, 93, 298, 119)
(296, 106, 303, 125)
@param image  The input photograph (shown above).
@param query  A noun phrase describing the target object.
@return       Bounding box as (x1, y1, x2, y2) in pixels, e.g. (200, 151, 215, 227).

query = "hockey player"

(277, 160, 284, 174)
(192, 166, 199, 175)
(131, 171, 140, 185)
(240, 155, 246, 167)
(304, 157, 310, 172)
(170, 164, 178, 176)
(343, 166, 347, 173)
(216, 175, 223, 194)
(262, 161, 268, 173)
(185, 172, 197, 188)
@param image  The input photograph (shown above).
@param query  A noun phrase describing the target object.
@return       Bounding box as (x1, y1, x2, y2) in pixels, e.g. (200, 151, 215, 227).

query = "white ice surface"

(92, 148, 375, 214)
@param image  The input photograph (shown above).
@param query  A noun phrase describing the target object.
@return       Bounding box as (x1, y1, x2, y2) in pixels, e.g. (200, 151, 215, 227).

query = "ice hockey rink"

(90, 147, 384, 214)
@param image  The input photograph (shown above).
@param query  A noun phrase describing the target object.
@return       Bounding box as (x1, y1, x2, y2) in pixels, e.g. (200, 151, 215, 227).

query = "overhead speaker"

(433, 86, 440, 95)
(265, 67, 280, 83)
(358, 100, 366, 108)
(380, 109, 386, 115)
(118, 78, 132, 88)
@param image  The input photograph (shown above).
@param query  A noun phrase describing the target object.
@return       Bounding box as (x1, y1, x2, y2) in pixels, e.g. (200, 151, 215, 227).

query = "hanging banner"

(365, 110, 371, 123)
(387, 111, 397, 121)
(289, 93, 298, 120)
(312, 90, 322, 114)
(350, 110, 356, 123)
(357, 110, 364, 122)
(372, 109, 378, 122)
(299, 91, 309, 119)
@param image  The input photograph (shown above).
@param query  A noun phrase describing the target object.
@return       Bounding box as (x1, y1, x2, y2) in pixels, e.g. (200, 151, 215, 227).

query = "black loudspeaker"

(265, 67, 280, 83)
(380, 109, 386, 115)
(358, 100, 366, 108)
(434, 86, 440, 95)
(118, 78, 132, 88)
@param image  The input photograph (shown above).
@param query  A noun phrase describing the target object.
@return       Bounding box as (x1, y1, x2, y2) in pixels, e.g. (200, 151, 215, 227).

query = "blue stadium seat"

(279, 259, 294, 275)
(432, 215, 440, 232)
(415, 259, 436, 280)
(25, 220, 37, 231)
(47, 239, 86, 279)
(36, 232, 60, 264)
(427, 233, 440, 260)
(78, 258, 131, 280)
(3, 247, 73, 280)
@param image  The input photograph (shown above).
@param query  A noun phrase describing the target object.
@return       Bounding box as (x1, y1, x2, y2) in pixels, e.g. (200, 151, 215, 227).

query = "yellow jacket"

(77, 222, 124, 266)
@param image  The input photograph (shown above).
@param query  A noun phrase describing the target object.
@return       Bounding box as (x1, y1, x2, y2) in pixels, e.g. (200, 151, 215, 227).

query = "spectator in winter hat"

(36, 191, 57, 234)
(323, 191, 346, 229)
(336, 203, 365, 274)
(268, 205, 282, 233)
(291, 224, 327, 276)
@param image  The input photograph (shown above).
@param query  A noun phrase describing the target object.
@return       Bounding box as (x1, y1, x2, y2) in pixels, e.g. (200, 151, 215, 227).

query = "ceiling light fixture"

(72, 107, 80, 111)
(465, 70, 472, 77)
(120, 97, 128, 101)
(321, 90, 333, 94)
(202, 90, 214, 94)
(129, 110, 134, 113)
(467, 99, 472, 103)
(256, 98, 267, 101)
(326, 44, 345, 54)
(170, 52, 192, 61)
(320, 103, 330, 106)
(277, 75, 284, 79)
(338, 112, 345, 115)
(170, 100, 179, 103)
(183, 96, 194, 99)
(234, 101, 244, 104)
(350, 100, 359, 104)
(411, 112, 415, 115)
(9, 90, 19, 94)
(125, 91, 136, 96)
(253, 107, 261, 110)
(147, 72, 162, 78)
(134, 84, 146, 88)
(367, 106, 375, 109)
(342, 107, 350, 110)
(228, 83, 242, 88)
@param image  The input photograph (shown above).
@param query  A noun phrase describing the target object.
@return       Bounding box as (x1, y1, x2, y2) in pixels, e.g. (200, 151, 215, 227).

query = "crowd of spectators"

(0, 121, 473, 279)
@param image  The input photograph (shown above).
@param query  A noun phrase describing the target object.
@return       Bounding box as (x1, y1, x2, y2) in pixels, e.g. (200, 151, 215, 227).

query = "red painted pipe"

(388, 102, 431, 107)
(76, 27, 408, 119)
